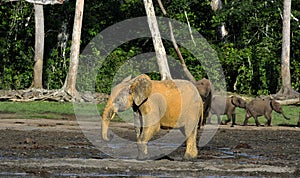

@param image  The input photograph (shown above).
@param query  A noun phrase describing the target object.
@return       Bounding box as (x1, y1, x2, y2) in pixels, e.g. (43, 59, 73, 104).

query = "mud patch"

(0, 118, 299, 177)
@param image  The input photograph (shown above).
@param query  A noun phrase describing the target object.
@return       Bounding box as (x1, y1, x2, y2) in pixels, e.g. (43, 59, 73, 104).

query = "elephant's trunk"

(281, 112, 290, 120)
(102, 98, 117, 141)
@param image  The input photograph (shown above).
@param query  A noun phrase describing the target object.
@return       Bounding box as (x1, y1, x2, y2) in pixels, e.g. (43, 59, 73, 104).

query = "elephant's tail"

(198, 100, 204, 127)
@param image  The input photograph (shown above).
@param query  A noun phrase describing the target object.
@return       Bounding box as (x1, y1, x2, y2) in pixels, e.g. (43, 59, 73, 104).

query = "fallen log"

(275, 98, 300, 105)
(0, 89, 109, 103)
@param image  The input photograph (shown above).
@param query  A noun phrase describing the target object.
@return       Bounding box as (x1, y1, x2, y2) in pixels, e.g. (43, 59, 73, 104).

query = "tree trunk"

(31, 4, 44, 89)
(276, 0, 299, 98)
(211, 0, 227, 40)
(63, 0, 84, 96)
(211, 0, 222, 11)
(143, 0, 171, 80)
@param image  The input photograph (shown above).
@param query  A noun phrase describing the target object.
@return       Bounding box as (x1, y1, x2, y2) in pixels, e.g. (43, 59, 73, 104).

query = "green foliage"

(212, 0, 299, 95)
(0, 1, 34, 89)
(0, 0, 299, 96)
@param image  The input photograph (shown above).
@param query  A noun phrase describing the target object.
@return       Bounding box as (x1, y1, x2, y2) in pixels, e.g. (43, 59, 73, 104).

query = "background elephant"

(102, 74, 203, 160)
(209, 95, 247, 126)
(194, 78, 213, 125)
(243, 98, 290, 126)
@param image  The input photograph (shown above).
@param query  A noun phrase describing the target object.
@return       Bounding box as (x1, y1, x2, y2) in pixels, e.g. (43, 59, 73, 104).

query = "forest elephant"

(194, 78, 213, 125)
(209, 95, 247, 127)
(102, 74, 204, 160)
(243, 98, 290, 126)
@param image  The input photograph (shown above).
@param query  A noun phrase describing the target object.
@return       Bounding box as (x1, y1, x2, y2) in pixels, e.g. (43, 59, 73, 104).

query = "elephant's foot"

(137, 152, 148, 160)
(220, 121, 226, 125)
(224, 119, 231, 124)
(184, 143, 198, 160)
(183, 150, 198, 160)
(137, 142, 148, 160)
(230, 122, 237, 127)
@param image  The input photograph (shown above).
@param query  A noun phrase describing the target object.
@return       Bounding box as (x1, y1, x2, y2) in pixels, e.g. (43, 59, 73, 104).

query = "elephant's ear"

(270, 99, 281, 112)
(130, 77, 152, 106)
(121, 75, 132, 83)
(232, 96, 241, 106)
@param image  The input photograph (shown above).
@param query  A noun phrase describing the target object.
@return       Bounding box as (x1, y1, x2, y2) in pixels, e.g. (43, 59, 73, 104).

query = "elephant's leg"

(136, 123, 160, 160)
(254, 116, 260, 126)
(207, 114, 212, 124)
(225, 113, 232, 125)
(134, 112, 142, 138)
(231, 113, 236, 127)
(265, 113, 272, 126)
(182, 125, 198, 160)
(216, 115, 222, 124)
(243, 113, 251, 126)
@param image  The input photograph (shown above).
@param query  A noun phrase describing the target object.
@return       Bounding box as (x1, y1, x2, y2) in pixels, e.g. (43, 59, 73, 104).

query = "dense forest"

(0, 0, 299, 96)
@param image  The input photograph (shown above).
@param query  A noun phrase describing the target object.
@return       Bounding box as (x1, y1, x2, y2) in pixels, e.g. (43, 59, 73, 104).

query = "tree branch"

(157, 0, 196, 82)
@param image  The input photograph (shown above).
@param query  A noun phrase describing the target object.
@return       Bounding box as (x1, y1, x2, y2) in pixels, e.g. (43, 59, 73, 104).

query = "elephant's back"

(151, 79, 200, 99)
(247, 99, 269, 114)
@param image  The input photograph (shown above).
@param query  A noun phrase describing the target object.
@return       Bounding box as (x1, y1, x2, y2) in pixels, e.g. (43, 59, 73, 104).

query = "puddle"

(0, 172, 29, 177)
(216, 147, 264, 159)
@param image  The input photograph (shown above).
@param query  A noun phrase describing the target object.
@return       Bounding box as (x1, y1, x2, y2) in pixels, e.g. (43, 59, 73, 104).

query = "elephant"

(102, 74, 204, 160)
(243, 98, 290, 126)
(194, 78, 213, 125)
(209, 95, 247, 126)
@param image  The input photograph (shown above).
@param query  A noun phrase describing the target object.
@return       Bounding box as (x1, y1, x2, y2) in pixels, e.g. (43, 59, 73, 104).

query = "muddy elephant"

(194, 78, 213, 125)
(102, 74, 204, 160)
(243, 98, 290, 126)
(209, 95, 247, 126)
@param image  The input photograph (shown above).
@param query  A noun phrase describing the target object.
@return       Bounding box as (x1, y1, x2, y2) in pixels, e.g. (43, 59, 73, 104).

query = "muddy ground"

(0, 115, 299, 177)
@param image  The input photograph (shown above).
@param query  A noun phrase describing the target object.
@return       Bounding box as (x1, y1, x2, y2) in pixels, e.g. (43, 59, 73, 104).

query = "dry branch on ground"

(0, 89, 109, 103)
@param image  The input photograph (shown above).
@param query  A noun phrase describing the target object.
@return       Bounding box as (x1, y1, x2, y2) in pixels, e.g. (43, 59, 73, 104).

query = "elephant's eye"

(116, 97, 123, 103)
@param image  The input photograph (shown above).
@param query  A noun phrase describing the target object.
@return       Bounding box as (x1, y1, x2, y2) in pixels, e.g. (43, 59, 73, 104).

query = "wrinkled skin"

(243, 98, 290, 126)
(102, 74, 203, 160)
(194, 78, 213, 125)
(209, 96, 247, 127)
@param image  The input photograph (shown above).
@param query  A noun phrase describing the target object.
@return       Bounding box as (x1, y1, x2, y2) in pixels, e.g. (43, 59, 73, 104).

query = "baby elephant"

(243, 98, 290, 126)
(209, 95, 247, 127)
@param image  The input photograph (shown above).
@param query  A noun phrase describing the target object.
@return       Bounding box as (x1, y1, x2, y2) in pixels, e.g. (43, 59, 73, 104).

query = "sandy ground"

(0, 116, 299, 177)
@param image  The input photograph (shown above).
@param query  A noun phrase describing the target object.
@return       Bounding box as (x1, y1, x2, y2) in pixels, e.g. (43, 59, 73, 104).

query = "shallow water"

(216, 147, 264, 160)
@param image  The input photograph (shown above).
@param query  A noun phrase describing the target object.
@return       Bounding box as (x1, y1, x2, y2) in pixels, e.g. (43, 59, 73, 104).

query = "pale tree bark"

(143, 0, 172, 80)
(211, 0, 228, 39)
(276, 0, 299, 98)
(63, 0, 84, 96)
(31, 4, 44, 89)
(8, 0, 64, 89)
(211, 0, 222, 12)
(157, 0, 195, 83)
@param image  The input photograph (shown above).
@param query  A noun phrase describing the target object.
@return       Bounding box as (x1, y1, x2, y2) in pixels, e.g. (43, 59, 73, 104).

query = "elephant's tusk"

(110, 112, 116, 120)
